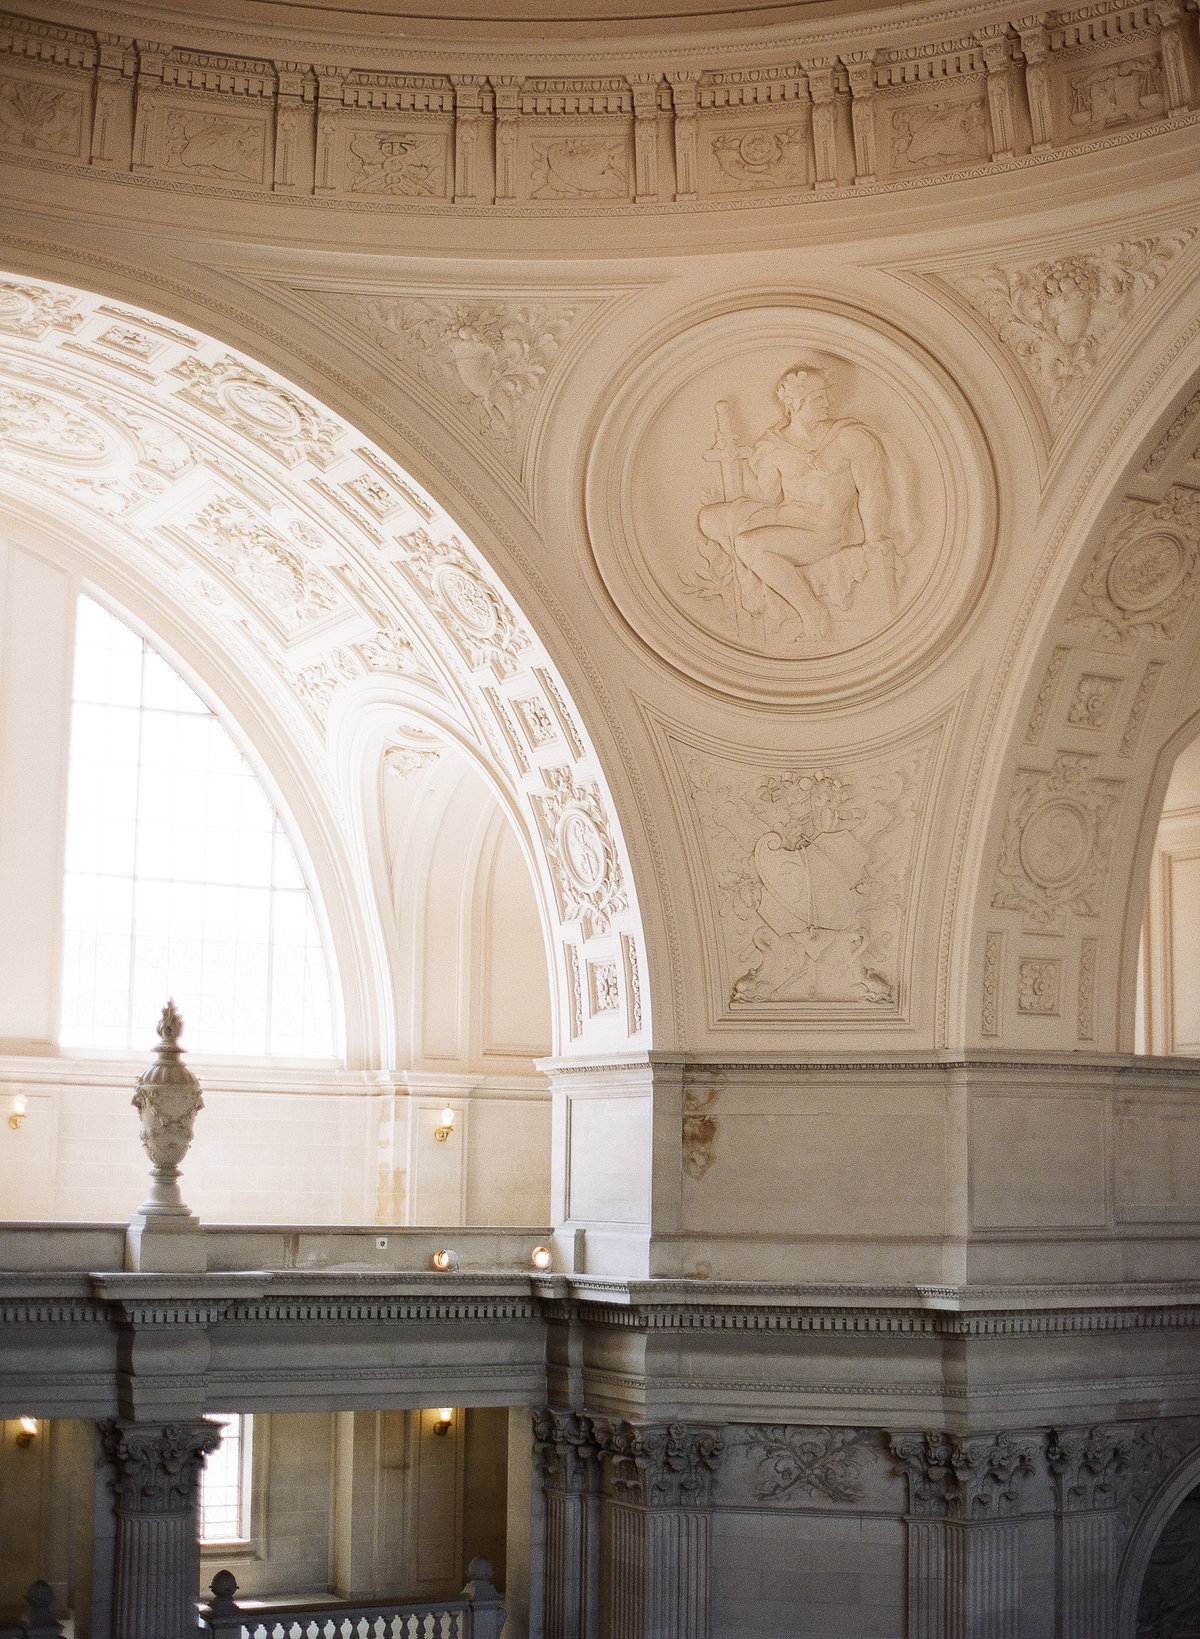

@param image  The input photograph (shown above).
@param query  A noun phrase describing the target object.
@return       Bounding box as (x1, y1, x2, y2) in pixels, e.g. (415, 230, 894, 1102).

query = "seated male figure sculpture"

(698, 363, 906, 641)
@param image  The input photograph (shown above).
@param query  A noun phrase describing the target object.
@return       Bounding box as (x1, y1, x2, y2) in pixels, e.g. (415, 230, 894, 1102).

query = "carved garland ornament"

(992, 752, 1123, 930)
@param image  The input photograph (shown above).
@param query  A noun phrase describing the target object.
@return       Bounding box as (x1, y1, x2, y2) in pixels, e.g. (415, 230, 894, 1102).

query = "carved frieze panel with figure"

(666, 719, 942, 1023)
(589, 305, 992, 706)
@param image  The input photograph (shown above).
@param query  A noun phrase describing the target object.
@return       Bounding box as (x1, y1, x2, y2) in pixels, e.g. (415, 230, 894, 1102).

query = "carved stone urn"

(125, 1001, 206, 1273)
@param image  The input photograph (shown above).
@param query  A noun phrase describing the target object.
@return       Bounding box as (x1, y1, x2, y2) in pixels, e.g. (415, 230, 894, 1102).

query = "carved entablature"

(0, 1, 1193, 211)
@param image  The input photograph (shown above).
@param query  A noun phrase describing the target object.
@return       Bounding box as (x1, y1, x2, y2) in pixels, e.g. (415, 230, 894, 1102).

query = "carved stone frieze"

(621, 932, 643, 1035)
(530, 135, 628, 199)
(0, 73, 85, 158)
(890, 1430, 1040, 1519)
(1068, 486, 1200, 646)
(992, 752, 1123, 931)
(686, 739, 933, 1012)
(682, 1065, 724, 1180)
(1046, 1424, 1136, 1512)
(709, 123, 810, 192)
(981, 929, 1003, 1036)
(948, 231, 1197, 427)
(531, 765, 628, 940)
(603, 1419, 725, 1509)
(100, 1419, 222, 1514)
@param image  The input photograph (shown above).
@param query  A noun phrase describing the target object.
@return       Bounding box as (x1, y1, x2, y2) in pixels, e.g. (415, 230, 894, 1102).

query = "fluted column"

(891, 1431, 1039, 1639)
(101, 1419, 222, 1639)
(1047, 1426, 1131, 1639)
(534, 1410, 603, 1639)
(600, 1420, 723, 1639)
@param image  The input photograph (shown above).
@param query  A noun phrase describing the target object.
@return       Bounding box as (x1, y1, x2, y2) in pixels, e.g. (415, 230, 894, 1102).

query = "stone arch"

(1118, 1438, 1200, 1639)
(0, 270, 649, 1060)
(950, 318, 1200, 1054)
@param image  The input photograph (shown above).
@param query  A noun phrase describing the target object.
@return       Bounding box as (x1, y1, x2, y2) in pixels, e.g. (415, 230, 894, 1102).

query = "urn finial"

(125, 1000, 206, 1272)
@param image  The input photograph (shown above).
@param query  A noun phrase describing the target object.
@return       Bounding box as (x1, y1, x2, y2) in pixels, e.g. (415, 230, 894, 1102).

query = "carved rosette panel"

(675, 726, 939, 1022)
(992, 753, 1123, 931)
(531, 765, 628, 940)
(946, 230, 1197, 430)
(1068, 487, 1200, 647)
(588, 305, 992, 705)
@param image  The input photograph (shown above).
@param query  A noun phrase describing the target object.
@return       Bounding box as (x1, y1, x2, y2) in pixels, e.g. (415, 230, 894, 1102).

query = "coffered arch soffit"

(0, 271, 649, 1062)
(950, 316, 1200, 1056)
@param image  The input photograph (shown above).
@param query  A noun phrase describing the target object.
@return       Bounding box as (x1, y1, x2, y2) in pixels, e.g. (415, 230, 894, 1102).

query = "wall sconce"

(432, 1408, 453, 1438)
(431, 1249, 460, 1272)
(9, 1091, 26, 1131)
(531, 1246, 553, 1271)
(434, 1104, 455, 1142)
(15, 1417, 38, 1448)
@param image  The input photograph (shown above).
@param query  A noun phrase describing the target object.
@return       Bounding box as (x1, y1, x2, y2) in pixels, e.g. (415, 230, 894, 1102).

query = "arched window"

(60, 596, 336, 1059)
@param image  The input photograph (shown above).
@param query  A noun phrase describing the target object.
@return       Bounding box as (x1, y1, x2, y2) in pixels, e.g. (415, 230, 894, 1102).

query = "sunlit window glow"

(199, 1413, 252, 1545)
(60, 597, 336, 1058)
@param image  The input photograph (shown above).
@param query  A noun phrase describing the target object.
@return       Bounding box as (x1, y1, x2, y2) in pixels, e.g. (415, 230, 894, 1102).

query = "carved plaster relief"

(587, 959, 620, 1015)
(329, 294, 577, 465)
(171, 355, 341, 469)
(174, 493, 343, 635)
(590, 305, 990, 705)
(344, 128, 449, 196)
(0, 74, 85, 159)
(992, 752, 1123, 932)
(0, 280, 83, 340)
(159, 108, 268, 183)
(1066, 673, 1122, 730)
(684, 736, 935, 1015)
(529, 135, 629, 199)
(1068, 486, 1200, 646)
(1067, 55, 1163, 133)
(729, 1427, 876, 1504)
(889, 96, 989, 172)
(1025, 646, 1072, 744)
(947, 230, 1197, 427)
(1119, 661, 1165, 756)
(682, 1065, 723, 1179)
(708, 124, 810, 192)
(981, 929, 1003, 1036)
(531, 765, 628, 940)
(399, 529, 531, 678)
(1017, 956, 1062, 1014)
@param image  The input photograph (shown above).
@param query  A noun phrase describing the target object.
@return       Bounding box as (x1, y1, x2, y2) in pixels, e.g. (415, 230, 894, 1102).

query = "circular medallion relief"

(558, 808, 607, 892)
(1018, 800, 1091, 890)
(586, 305, 993, 704)
(1106, 530, 1186, 613)
(434, 564, 499, 637)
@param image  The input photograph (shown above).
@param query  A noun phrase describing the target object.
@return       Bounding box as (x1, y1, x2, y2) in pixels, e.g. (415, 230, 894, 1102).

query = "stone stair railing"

(200, 1560, 506, 1639)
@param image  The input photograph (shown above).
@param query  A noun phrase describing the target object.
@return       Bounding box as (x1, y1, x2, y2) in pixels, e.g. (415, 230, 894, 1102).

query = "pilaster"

(100, 1419, 221, 1639)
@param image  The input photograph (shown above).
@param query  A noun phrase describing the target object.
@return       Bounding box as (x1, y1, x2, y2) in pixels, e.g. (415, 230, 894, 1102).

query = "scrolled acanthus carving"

(1046, 1424, 1136, 1512)
(604, 1419, 724, 1509)
(740, 1426, 874, 1504)
(531, 766, 628, 940)
(100, 1419, 223, 1514)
